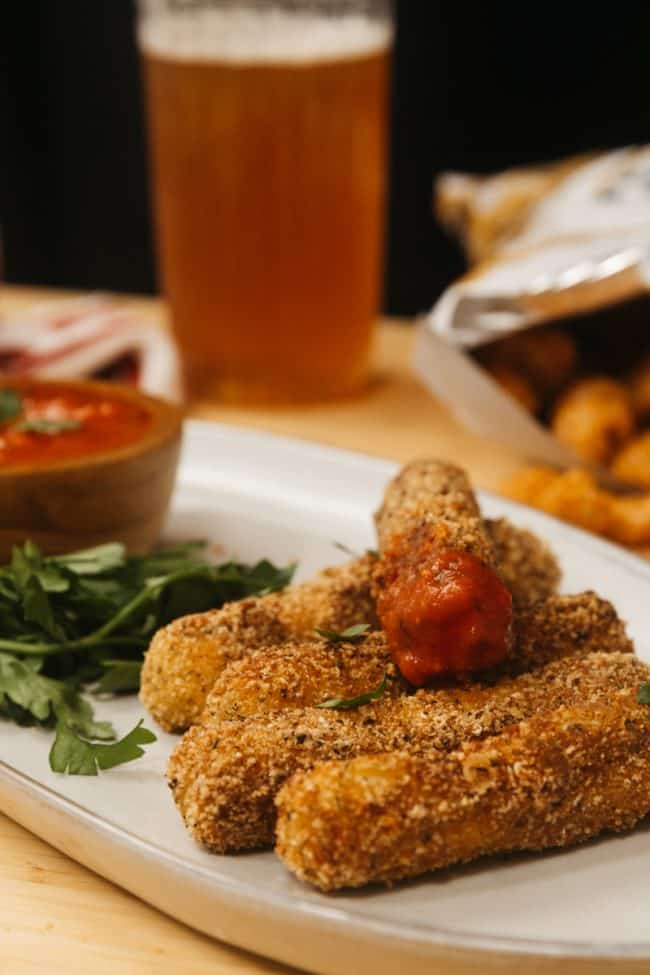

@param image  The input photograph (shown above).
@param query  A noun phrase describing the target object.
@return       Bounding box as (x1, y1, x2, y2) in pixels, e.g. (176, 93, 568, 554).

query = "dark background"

(2, 1, 650, 315)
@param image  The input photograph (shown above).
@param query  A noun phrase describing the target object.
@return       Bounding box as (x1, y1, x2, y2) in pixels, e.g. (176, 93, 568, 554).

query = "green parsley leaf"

(49, 719, 156, 775)
(316, 674, 389, 711)
(16, 418, 82, 435)
(637, 683, 650, 705)
(316, 623, 371, 643)
(52, 543, 127, 576)
(213, 559, 296, 597)
(22, 575, 66, 640)
(0, 539, 294, 772)
(0, 652, 114, 738)
(0, 388, 22, 423)
(95, 660, 143, 695)
(332, 541, 360, 557)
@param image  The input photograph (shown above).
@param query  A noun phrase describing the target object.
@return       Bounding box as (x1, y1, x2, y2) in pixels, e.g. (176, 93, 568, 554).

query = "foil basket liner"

(416, 146, 650, 467)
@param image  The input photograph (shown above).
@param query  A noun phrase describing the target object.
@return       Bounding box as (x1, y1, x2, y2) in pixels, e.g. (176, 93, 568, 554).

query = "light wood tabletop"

(1, 285, 528, 975)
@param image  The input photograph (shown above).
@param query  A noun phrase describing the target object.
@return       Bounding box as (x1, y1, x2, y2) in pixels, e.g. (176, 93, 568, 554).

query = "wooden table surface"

(1, 285, 527, 975)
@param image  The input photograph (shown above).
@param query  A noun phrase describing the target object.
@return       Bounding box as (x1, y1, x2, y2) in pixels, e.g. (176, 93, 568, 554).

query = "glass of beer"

(138, 0, 393, 404)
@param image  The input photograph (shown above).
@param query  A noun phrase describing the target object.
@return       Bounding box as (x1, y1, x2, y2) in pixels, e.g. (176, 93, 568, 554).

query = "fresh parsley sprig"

(49, 719, 156, 775)
(637, 683, 650, 704)
(0, 540, 295, 774)
(16, 418, 82, 435)
(316, 623, 371, 643)
(317, 674, 389, 711)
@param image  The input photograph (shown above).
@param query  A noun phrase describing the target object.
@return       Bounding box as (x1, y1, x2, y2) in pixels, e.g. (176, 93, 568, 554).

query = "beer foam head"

(139, 6, 392, 64)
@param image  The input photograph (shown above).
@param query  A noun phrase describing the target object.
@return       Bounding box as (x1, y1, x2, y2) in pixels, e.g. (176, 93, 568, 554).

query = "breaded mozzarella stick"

(141, 554, 377, 731)
(202, 592, 631, 724)
(142, 518, 561, 732)
(169, 651, 645, 853)
(276, 689, 650, 890)
(374, 460, 513, 683)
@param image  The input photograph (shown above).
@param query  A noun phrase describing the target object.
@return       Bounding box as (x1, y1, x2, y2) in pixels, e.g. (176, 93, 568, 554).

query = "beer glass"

(138, 0, 393, 403)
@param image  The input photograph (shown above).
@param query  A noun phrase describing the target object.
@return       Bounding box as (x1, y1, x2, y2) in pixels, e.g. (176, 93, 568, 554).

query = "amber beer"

(140, 8, 392, 402)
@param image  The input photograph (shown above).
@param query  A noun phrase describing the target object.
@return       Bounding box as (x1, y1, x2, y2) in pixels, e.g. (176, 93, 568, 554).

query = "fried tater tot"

(276, 688, 650, 890)
(551, 377, 635, 464)
(629, 356, 650, 420)
(170, 644, 639, 853)
(375, 460, 513, 683)
(484, 327, 578, 396)
(140, 554, 377, 732)
(484, 363, 539, 413)
(203, 592, 628, 725)
(611, 431, 650, 489)
(502, 466, 650, 546)
(500, 466, 559, 506)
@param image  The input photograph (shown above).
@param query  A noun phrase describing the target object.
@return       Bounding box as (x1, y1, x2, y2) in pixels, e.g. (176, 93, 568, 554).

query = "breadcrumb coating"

(375, 459, 494, 564)
(487, 517, 560, 608)
(497, 590, 632, 679)
(140, 554, 377, 731)
(168, 650, 644, 853)
(203, 633, 403, 724)
(276, 688, 650, 890)
(142, 518, 561, 732)
(202, 591, 629, 725)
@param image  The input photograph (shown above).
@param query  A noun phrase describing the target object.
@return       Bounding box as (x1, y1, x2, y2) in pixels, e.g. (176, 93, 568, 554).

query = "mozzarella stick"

(202, 633, 403, 724)
(276, 688, 650, 890)
(169, 651, 643, 853)
(374, 460, 513, 683)
(204, 592, 629, 724)
(140, 554, 377, 731)
(142, 519, 561, 732)
(486, 517, 560, 609)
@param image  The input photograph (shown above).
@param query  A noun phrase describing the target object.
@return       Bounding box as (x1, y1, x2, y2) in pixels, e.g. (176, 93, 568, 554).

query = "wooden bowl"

(0, 379, 183, 560)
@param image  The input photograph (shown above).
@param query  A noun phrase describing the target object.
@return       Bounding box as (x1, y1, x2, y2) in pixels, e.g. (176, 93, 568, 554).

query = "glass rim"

(138, 0, 393, 18)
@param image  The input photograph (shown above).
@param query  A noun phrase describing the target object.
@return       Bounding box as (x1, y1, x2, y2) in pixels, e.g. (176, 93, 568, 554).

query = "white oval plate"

(1, 421, 649, 975)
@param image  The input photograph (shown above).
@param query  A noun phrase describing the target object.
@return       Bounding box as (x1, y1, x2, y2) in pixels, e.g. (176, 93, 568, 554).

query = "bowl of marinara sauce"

(0, 379, 183, 558)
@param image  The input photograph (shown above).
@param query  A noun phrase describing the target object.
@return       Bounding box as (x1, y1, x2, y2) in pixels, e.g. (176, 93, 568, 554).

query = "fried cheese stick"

(202, 633, 402, 724)
(276, 688, 650, 890)
(204, 592, 628, 724)
(140, 554, 377, 732)
(169, 650, 642, 853)
(374, 461, 513, 683)
(142, 519, 560, 732)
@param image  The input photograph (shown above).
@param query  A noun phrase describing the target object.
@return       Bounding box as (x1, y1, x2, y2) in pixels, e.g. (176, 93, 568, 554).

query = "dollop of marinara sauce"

(0, 383, 152, 468)
(376, 548, 513, 686)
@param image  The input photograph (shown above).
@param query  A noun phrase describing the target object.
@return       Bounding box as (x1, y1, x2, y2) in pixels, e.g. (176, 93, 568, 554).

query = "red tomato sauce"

(377, 546, 513, 686)
(0, 383, 152, 468)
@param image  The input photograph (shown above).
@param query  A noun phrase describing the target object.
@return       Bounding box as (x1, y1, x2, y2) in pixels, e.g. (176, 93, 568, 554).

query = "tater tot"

(499, 466, 560, 506)
(611, 431, 650, 488)
(551, 377, 635, 464)
(502, 466, 650, 547)
(629, 356, 650, 420)
(531, 468, 614, 537)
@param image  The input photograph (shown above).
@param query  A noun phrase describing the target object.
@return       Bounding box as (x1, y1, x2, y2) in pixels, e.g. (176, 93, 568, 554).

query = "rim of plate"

(4, 418, 650, 962)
